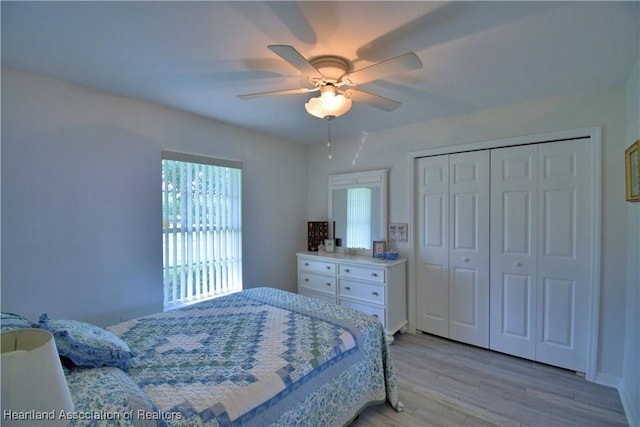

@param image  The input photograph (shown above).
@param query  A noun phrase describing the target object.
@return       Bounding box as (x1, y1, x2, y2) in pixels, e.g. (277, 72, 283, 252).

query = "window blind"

(346, 188, 372, 249)
(162, 152, 242, 310)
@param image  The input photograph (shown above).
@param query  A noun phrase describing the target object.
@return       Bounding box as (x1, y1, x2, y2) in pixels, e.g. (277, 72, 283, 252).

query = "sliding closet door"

(416, 155, 450, 337)
(490, 145, 538, 359)
(535, 139, 592, 371)
(449, 151, 490, 347)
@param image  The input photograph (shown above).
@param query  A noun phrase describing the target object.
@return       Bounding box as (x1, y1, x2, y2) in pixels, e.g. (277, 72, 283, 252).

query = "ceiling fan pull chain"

(326, 116, 334, 159)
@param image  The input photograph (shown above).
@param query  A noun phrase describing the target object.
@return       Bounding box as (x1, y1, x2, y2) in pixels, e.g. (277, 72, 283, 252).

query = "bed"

(59, 287, 402, 426)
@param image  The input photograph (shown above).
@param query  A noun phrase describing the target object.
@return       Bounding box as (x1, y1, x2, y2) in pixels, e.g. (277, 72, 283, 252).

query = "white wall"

(621, 59, 639, 427)
(1, 67, 308, 326)
(306, 86, 631, 384)
(1, 64, 634, 414)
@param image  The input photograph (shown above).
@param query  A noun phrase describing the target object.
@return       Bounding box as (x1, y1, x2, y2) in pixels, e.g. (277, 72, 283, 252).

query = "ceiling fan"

(238, 45, 423, 119)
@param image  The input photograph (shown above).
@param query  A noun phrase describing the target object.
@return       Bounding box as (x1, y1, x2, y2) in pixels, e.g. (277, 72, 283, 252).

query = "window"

(162, 151, 242, 310)
(346, 187, 372, 249)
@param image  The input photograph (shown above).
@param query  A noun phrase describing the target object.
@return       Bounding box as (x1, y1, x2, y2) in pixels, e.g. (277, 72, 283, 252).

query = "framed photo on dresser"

(372, 241, 386, 258)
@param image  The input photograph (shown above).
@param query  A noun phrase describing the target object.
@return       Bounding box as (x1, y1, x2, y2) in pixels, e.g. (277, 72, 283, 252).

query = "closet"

(415, 151, 490, 348)
(415, 138, 594, 372)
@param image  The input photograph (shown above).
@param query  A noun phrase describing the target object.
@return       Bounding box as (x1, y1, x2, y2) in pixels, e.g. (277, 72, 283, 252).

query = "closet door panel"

(490, 145, 537, 359)
(543, 190, 576, 257)
(541, 278, 575, 346)
(449, 151, 490, 348)
(503, 191, 532, 254)
(451, 266, 479, 328)
(452, 193, 478, 250)
(418, 263, 449, 336)
(536, 140, 591, 372)
(501, 273, 532, 337)
(416, 156, 450, 337)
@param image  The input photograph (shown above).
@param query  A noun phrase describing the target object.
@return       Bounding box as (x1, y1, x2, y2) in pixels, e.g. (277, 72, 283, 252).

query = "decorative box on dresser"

(297, 251, 408, 343)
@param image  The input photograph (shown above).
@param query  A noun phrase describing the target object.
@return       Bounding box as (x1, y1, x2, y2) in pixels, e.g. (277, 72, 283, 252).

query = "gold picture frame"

(625, 140, 640, 202)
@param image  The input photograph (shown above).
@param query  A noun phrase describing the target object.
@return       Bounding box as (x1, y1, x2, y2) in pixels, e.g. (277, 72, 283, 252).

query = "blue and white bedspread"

(65, 287, 401, 426)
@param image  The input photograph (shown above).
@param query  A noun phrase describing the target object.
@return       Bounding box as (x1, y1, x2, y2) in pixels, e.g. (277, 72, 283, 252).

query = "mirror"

(328, 169, 388, 251)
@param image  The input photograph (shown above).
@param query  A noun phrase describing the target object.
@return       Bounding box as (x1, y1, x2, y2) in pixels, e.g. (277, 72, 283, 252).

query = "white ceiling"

(2, 1, 638, 145)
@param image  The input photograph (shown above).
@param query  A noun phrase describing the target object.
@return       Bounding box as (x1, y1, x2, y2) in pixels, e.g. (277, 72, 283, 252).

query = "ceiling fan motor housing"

(309, 56, 351, 83)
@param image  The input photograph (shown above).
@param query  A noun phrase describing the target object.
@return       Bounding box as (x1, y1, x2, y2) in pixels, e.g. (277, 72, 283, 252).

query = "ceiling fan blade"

(237, 87, 319, 99)
(342, 52, 422, 86)
(268, 45, 324, 78)
(345, 89, 401, 112)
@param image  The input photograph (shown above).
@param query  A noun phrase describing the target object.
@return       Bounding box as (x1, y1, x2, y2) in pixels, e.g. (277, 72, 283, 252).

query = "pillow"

(65, 366, 163, 426)
(38, 314, 135, 369)
(1, 312, 34, 331)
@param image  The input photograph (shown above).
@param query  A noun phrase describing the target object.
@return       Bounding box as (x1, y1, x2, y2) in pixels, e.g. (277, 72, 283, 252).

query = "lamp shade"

(305, 85, 352, 119)
(1, 329, 74, 426)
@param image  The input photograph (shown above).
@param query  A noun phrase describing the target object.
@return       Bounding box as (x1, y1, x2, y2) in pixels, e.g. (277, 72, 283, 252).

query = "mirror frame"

(328, 169, 388, 253)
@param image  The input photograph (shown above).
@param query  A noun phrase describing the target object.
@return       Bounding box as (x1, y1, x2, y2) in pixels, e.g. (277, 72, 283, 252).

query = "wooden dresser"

(297, 251, 407, 343)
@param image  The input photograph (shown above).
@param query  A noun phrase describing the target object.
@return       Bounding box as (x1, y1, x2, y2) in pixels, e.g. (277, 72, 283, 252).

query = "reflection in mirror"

(332, 187, 380, 249)
(329, 169, 387, 251)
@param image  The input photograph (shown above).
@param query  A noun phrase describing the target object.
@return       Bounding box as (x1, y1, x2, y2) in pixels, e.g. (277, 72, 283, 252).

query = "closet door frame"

(408, 126, 602, 382)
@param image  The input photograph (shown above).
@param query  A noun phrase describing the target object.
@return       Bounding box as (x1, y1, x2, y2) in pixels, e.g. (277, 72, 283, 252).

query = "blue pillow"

(1, 312, 34, 331)
(39, 314, 135, 369)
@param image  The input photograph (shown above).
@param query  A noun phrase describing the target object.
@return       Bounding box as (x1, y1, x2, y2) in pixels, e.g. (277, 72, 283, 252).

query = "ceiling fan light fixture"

(305, 85, 352, 119)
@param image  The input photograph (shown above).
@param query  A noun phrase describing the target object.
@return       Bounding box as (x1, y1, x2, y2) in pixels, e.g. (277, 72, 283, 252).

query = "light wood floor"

(352, 332, 628, 427)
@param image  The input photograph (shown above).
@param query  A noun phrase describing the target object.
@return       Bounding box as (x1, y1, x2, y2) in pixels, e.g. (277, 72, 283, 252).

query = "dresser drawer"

(340, 298, 385, 324)
(299, 272, 337, 295)
(299, 258, 337, 275)
(338, 264, 385, 283)
(339, 280, 385, 305)
(297, 251, 407, 344)
(300, 289, 337, 305)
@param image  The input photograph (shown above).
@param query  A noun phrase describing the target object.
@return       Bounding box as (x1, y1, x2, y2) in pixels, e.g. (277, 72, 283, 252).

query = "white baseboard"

(619, 382, 639, 427)
(594, 372, 621, 389)
(595, 373, 639, 426)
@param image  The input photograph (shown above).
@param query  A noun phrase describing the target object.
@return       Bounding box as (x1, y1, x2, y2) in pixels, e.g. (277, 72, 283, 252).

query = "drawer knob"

(304, 262, 309, 267)
(372, 314, 379, 318)
(372, 291, 379, 297)
(304, 278, 309, 282)
(371, 273, 378, 277)
(326, 266, 331, 270)
(463, 257, 470, 262)
(345, 286, 351, 291)
(344, 268, 350, 273)
(326, 282, 332, 287)
(514, 261, 523, 267)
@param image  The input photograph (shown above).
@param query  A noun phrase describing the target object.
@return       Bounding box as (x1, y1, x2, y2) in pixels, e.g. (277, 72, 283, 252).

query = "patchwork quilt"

(65, 287, 401, 426)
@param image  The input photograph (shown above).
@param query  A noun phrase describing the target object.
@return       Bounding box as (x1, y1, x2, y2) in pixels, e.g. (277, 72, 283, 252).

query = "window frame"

(161, 151, 242, 310)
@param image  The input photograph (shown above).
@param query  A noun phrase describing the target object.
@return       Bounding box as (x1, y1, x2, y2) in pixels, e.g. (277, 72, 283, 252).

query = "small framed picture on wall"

(372, 241, 386, 258)
(389, 223, 408, 242)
